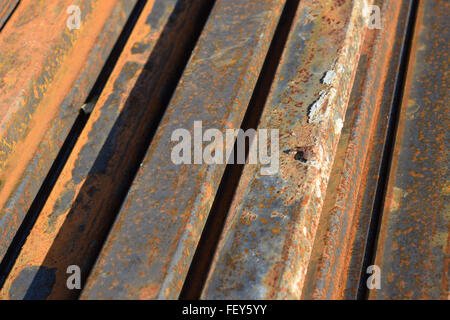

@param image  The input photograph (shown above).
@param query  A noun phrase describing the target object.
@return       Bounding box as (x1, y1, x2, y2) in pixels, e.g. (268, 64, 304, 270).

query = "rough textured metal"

(341, 0, 416, 300)
(0, 0, 138, 263)
(0, 0, 216, 300)
(0, 0, 19, 29)
(370, 0, 449, 300)
(1, 0, 446, 301)
(201, 0, 370, 299)
(301, 0, 413, 300)
(81, 0, 286, 300)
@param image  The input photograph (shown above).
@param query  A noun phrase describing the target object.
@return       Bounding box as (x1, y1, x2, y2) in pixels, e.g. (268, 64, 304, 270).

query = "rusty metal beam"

(0, 0, 138, 265)
(369, 0, 449, 300)
(342, 0, 419, 300)
(201, 0, 370, 299)
(0, 0, 217, 300)
(80, 0, 287, 300)
(301, 0, 414, 300)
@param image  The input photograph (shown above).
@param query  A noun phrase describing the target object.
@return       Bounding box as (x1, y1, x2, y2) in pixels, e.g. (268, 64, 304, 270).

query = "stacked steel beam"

(0, 0, 447, 300)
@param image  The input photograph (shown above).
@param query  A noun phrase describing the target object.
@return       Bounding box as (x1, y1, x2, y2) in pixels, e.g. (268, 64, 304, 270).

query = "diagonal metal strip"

(370, 0, 449, 300)
(301, 0, 414, 300)
(0, 0, 217, 300)
(0, 0, 138, 263)
(0, 0, 19, 30)
(201, 0, 371, 299)
(344, 0, 418, 300)
(81, 0, 286, 300)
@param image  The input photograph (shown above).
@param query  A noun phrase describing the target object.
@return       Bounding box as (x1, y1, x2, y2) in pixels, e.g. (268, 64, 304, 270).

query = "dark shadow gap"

(179, 0, 301, 300)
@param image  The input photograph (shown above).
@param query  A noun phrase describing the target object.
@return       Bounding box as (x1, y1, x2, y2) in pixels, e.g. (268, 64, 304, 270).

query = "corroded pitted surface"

(81, 0, 286, 300)
(370, 0, 449, 300)
(301, 0, 413, 300)
(201, 0, 369, 299)
(0, 0, 138, 262)
(0, 0, 216, 300)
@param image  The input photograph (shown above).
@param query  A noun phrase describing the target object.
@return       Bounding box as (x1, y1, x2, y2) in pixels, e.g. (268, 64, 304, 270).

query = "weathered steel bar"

(342, 0, 418, 300)
(0, 0, 217, 300)
(0, 0, 19, 29)
(0, 0, 138, 263)
(81, 0, 286, 300)
(201, 0, 370, 299)
(301, 0, 414, 300)
(369, 0, 449, 300)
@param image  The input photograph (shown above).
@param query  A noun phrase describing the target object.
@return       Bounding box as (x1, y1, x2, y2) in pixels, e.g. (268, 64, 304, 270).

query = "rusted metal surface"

(301, 0, 413, 300)
(81, 0, 286, 300)
(369, 0, 449, 300)
(341, 0, 417, 300)
(0, 0, 218, 300)
(0, 0, 19, 29)
(0, 0, 138, 264)
(201, 0, 370, 299)
(0, 0, 447, 301)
